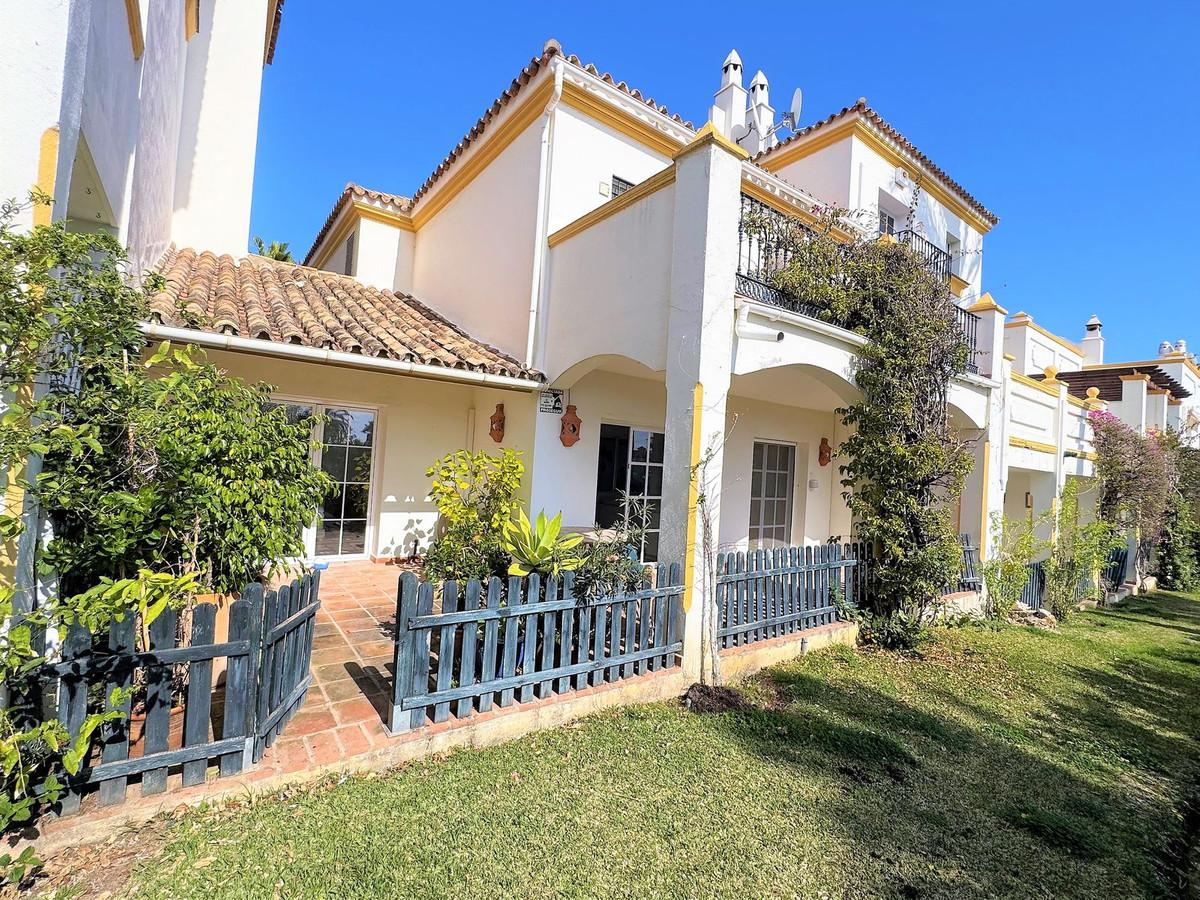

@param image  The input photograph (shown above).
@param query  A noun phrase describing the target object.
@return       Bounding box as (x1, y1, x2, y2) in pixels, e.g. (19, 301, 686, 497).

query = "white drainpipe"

(735, 304, 785, 342)
(524, 62, 564, 369)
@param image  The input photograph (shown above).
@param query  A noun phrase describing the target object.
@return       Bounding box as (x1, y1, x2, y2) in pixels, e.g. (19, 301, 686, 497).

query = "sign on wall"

(538, 389, 565, 415)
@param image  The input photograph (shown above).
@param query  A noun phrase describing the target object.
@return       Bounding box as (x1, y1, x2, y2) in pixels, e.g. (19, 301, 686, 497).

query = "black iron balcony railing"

(735, 193, 981, 373)
(896, 228, 952, 284)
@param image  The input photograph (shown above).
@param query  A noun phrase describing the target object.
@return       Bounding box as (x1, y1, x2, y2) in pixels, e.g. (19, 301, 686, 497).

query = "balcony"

(735, 193, 980, 373)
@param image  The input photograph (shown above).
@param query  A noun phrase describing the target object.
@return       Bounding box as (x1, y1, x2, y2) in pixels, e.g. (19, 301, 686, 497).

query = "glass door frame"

(749, 439, 797, 550)
(594, 420, 666, 562)
(271, 394, 383, 563)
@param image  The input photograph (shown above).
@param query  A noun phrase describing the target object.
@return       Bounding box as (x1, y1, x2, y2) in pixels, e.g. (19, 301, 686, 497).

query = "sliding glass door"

(274, 400, 377, 559)
(595, 423, 664, 562)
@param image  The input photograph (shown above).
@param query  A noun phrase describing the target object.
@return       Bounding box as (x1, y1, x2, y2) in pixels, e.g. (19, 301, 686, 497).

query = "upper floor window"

(878, 210, 896, 236)
(611, 175, 634, 198)
(343, 232, 355, 276)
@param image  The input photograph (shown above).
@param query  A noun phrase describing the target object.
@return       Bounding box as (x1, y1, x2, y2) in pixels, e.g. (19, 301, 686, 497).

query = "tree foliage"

(252, 236, 294, 262)
(982, 511, 1042, 619)
(757, 211, 973, 644)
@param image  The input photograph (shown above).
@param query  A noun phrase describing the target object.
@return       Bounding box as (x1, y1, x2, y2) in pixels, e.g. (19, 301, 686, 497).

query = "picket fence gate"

(389, 565, 684, 734)
(2, 571, 320, 813)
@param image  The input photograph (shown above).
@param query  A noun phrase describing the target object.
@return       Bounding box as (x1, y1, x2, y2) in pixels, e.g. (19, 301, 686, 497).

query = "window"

(749, 441, 795, 548)
(595, 424, 664, 562)
(343, 232, 355, 276)
(878, 210, 896, 237)
(611, 175, 634, 198)
(946, 233, 961, 274)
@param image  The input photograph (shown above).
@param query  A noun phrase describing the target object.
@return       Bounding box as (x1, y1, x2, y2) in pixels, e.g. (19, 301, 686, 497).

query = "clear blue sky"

(249, 1, 1199, 364)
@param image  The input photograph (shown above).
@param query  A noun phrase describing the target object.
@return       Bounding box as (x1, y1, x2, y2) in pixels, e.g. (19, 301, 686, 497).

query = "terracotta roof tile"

(265, 0, 285, 65)
(756, 99, 999, 227)
(149, 247, 540, 380)
(303, 183, 412, 267)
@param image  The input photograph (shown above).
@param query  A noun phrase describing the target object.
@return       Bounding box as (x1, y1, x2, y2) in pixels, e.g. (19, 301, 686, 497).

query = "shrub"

(423, 449, 523, 582)
(1156, 494, 1199, 592)
(982, 512, 1043, 619)
(1043, 480, 1122, 620)
(503, 510, 583, 579)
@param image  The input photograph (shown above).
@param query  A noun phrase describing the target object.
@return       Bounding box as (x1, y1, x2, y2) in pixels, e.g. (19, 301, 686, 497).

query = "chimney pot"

(1160, 341, 1175, 357)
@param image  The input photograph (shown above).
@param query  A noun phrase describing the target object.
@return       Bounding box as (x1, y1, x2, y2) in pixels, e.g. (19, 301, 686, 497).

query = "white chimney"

(739, 70, 777, 156)
(1160, 340, 1176, 358)
(1081, 315, 1104, 366)
(1175, 339, 1189, 356)
(709, 50, 748, 140)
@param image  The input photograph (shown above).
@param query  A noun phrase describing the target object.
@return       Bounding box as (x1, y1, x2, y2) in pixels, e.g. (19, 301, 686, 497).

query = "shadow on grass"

(685, 604, 1200, 898)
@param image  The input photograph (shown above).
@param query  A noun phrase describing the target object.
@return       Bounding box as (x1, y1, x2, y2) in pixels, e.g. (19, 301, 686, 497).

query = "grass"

(68, 593, 1200, 897)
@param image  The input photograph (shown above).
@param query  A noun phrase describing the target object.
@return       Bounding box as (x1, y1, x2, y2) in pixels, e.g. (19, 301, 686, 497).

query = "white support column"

(1119, 373, 1150, 435)
(658, 125, 746, 683)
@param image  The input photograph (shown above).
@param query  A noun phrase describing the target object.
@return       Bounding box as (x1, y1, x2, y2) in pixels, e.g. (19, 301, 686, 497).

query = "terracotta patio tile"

(314, 662, 354, 683)
(323, 677, 371, 702)
(332, 697, 381, 726)
(336, 724, 371, 757)
(289, 708, 337, 735)
(304, 731, 342, 767)
(355, 639, 395, 659)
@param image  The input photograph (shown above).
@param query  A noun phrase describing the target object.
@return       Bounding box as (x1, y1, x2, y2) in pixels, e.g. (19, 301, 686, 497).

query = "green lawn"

(108, 593, 1200, 898)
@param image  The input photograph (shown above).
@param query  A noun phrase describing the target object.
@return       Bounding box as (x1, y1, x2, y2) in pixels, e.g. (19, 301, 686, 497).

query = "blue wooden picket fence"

(1020, 561, 1047, 610)
(1, 571, 320, 814)
(389, 565, 684, 734)
(943, 534, 982, 595)
(1103, 545, 1130, 589)
(715, 544, 862, 650)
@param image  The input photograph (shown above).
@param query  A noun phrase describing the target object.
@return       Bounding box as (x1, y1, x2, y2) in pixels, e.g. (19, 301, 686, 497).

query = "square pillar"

(1119, 373, 1150, 434)
(657, 125, 746, 682)
(966, 293, 1007, 380)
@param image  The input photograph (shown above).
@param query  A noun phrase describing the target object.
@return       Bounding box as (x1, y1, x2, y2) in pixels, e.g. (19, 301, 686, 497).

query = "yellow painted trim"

(184, 0, 200, 39)
(978, 439, 990, 562)
(1003, 352, 1016, 362)
(547, 168, 675, 248)
(1159, 351, 1200, 382)
(1009, 436, 1058, 455)
(1169, 398, 1183, 406)
(1119, 373, 1152, 383)
(32, 127, 59, 227)
(409, 78, 555, 231)
(1066, 393, 1090, 410)
(1011, 371, 1062, 398)
(682, 382, 704, 613)
(672, 122, 749, 162)
(1004, 315, 1083, 357)
(355, 202, 415, 233)
(561, 81, 685, 160)
(968, 292, 1008, 315)
(124, 0, 144, 59)
(758, 118, 995, 234)
(309, 213, 359, 271)
(739, 178, 855, 244)
(1064, 449, 1099, 461)
(1148, 386, 1170, 396)
(948, 273, 969, 298)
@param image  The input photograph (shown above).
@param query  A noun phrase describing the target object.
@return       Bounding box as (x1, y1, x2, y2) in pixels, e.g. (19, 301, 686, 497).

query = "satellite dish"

(782, 87, 803, 130)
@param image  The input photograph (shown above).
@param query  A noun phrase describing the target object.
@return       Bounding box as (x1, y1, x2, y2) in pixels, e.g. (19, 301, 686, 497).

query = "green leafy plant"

(749, 207, 973, 645)
(252, 236, 294, 262)
(1156, 493, 1199, 592)
(503, 510, 583, 579)
(423, 449, 523, 582)
(1043, 480, 1122, 620)
(983, 512, 1044, 619)
(572, 499, 651, 600)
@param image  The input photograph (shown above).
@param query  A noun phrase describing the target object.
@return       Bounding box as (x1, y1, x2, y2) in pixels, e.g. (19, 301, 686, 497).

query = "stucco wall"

(545, 105, 672, 233)
(528, 369, 667, 530)
(171, 0, 267, 257)
(0, 1, 70, 230)
(719, 396, 845, 552)
(125, 0, 188, 276)
(354, 217, 415, 294)
(542, 183, 676, 380)
(202, 349, 537, 559)
(766, 135, 851, 211)
(1004, 324, 1083, 376)
(411, 117, 542, 361)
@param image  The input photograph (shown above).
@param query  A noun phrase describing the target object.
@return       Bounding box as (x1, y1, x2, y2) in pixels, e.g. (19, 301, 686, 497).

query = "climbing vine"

(752, 209, 973, 646)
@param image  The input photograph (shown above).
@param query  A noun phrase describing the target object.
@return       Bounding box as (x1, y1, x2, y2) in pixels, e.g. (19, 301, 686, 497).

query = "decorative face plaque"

(560, 404, 581, 447)
(489, 403, 505, 443)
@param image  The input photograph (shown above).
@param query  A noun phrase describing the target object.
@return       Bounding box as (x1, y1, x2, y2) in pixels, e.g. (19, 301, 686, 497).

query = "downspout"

(524, 61, 563, 369)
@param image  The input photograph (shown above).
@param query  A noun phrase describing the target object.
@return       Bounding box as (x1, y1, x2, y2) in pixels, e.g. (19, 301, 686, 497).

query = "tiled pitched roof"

(305, 41, 694, 265)
(148, 247, 539, 380)
(756, 99, 999, 227)
(408, 43, 693, 210)
(303, 183, 412, 266)
(265, 0, 285, 64)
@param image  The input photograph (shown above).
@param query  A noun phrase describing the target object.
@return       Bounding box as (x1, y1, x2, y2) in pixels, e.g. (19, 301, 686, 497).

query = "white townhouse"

(139, 40, 1016, 607)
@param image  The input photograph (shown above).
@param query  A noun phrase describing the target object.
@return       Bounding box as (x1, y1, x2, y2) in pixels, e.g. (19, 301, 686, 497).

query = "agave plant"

(503, 509, 584, 578)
